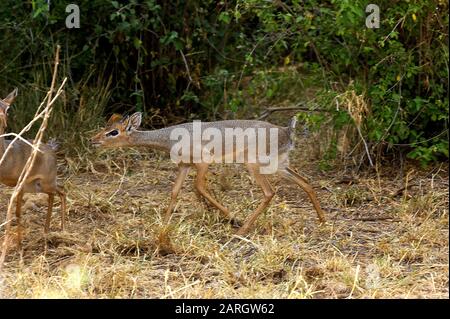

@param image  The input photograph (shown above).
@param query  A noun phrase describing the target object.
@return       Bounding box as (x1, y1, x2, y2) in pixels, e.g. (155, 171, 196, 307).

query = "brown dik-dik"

(0, 88, 66, 247)
(91, 112, 325, 235)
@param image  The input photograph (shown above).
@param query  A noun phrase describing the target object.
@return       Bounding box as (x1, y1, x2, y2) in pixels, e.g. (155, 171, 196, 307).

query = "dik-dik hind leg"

(279, 166, 326, 222)
(194, 163, 231, 220)
(15, 191, 24, 249)
(164, 165, 190, 223)
(45, 193, 54, 234)
(56, 187, 66, 231)
(236, 164, 274, 236)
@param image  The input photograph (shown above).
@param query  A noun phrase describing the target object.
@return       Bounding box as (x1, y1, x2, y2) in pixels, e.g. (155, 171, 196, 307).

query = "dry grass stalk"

(335, 89, 374, 167)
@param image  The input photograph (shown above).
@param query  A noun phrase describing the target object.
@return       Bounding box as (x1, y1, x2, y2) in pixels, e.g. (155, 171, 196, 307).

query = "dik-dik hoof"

(229, 218, 243, 228)
(234, 226, 249, 236)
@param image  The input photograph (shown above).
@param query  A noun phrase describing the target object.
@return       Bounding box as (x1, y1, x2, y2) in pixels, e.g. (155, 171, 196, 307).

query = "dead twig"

(355, 125, 374, 167)
(180, 50, 193, 91)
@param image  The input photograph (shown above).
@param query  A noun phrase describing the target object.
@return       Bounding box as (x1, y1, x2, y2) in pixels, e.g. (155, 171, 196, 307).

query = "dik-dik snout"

(90, 113, 142, 148)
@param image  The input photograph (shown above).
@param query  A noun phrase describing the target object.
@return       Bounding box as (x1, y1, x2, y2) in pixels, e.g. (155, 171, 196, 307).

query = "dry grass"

(0, 135, 448, 299)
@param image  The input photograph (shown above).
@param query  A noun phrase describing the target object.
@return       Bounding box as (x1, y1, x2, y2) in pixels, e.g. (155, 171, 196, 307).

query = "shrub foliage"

(0, 0, 447, 164)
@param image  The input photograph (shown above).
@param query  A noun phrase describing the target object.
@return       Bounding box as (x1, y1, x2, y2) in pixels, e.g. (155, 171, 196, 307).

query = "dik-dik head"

(91, 112, 142, 148)
(0, 88, 18, 128)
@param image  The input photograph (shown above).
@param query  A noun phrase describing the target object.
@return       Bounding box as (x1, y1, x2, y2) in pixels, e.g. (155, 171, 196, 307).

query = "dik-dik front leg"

(57, 187, 66, 231)
(45, 187, 66, 234)
(194, 163, 231, 220)
(164, 164, 190, 223)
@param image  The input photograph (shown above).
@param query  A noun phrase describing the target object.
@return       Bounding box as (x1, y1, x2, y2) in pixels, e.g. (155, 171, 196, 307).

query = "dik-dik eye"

(106, 129, 119, 137)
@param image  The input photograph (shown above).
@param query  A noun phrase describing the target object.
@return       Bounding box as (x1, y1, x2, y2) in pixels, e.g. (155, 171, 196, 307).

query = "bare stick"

(180, 50, 193, 91)
(355, 124, 374, 167)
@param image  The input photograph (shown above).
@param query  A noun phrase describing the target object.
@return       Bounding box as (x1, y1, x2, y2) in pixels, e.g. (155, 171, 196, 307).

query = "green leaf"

(133, 37, 142, 49)
(218, 12, 231, 24)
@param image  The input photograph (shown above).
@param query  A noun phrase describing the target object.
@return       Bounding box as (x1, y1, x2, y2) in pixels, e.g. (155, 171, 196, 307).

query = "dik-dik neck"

(128, 129, 171, 152)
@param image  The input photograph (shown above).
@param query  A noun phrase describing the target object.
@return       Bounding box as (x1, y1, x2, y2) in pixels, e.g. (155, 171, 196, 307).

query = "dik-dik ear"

(107, 113, 123, 125)
(2, 88, 18, 105)
(124, 112, 142, 131)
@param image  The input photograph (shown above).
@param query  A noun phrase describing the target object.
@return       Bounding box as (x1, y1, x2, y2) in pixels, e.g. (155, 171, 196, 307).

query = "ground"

(0, 133, 448, 299)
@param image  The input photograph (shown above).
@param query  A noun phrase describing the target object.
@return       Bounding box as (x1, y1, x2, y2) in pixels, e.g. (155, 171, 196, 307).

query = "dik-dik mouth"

(91, 141, 102, 147)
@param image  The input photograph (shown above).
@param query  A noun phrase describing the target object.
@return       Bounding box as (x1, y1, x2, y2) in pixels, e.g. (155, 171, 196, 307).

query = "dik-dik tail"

(287, 116, 297, 150)
(47, 138, 60, 152)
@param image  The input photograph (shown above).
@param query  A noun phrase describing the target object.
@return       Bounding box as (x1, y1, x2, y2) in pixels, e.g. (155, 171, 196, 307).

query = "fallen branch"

(352, 216, 401, 222)
(257, 104, 329, 120)
(391, 183, 418, 198)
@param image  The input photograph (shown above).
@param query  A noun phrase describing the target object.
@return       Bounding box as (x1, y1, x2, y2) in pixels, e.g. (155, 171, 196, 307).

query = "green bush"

(227, 0, 448, 165)
(0, 0, 448, 165)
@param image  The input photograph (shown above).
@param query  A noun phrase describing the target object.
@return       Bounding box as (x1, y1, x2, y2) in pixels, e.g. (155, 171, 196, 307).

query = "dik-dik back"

(0, 140, 58, 191)
(0, 89, 58, 192)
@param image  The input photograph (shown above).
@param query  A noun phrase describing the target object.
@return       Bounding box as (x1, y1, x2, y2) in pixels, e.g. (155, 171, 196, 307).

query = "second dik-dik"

(91, 112, 326, 235)
(0, 89, 66, 247)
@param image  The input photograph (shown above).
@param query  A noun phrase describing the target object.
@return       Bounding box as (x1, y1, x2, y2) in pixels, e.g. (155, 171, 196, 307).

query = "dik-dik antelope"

(0, 88, 66, 247)
(91, 112, 325, 235)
